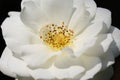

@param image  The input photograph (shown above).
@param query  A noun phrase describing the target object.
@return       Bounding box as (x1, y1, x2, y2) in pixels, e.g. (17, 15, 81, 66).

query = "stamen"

(39, 22, 74, 51)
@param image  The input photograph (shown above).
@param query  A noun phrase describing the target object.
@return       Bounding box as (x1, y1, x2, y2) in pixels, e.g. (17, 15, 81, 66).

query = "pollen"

(39, 22, 74, 51)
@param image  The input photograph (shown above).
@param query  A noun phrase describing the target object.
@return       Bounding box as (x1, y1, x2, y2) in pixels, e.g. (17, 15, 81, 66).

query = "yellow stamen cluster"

(39, 22, 74, 51)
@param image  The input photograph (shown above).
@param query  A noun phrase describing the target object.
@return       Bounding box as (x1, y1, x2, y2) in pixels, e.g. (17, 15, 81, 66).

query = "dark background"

(0, 0, 120, 80)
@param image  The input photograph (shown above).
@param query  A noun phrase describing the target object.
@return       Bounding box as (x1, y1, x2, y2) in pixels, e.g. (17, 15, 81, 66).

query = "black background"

(0, 0, 120, 80)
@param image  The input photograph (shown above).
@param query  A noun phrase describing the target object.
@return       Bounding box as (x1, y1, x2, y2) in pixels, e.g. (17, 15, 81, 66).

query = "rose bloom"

(0, 0, 120, 80)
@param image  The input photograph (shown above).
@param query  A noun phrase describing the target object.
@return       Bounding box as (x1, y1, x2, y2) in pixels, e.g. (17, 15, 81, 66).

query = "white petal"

(41, 0, 73, 23)
(61, 47, 75, 57)
(93, 8, 111, 28)
(84, 34, 113, 57)
(54, 54, 101, 79)
(78, 22, 107, 40)
(1, 12, 39, 54)
(0, 47, 30, 77)
(29, 65, 85, 79)
(21, 1, 43, 30)
(21, 0, 40, 9)
(78, 8, 111, 39)
(84, 0, 97, 18)
(50, 65, 85, 79)
(69, 0, 89, 34)
(21, 0, 74, 30)
(20, 44, 60, 68)
(29, 67, 54, 79)
(2, 12, 31, 44)
(79, 35, 106, 58)
(54, 52, 84, 68)
(100, 52, 114, 70)
(15, 77, 34, 80)
(73, 34, 98, 57)
(89, 66, 113, 80)
(69, 0, 96, 35)
(80, 34, 114, 70)
(73, 33, 113, 58)
(54, 55, 101, 79)
(111, 27, 120, 57)
(101, 34, 113, 52)
(80, 56, 101, 70)
(80, 55, 102, 80)
(81, 63, 102, 80)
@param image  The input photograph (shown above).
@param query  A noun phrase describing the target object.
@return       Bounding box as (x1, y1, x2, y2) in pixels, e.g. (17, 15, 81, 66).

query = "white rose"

(0, 0, 120, 80)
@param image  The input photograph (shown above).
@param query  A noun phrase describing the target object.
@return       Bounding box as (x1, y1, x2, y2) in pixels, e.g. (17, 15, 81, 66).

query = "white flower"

(0, 0, 120, 80)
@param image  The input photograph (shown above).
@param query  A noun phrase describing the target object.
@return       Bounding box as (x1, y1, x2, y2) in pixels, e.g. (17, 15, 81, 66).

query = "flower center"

(40, 22, 74, 51)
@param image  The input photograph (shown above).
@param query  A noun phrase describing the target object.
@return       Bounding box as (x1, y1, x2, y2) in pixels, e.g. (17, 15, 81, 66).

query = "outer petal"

(78, 8, 111, 39)
(21, 1, 44, 30)
(19, 44, 60, 69)
(101, 34, 113, 52)
(80, 56, 101, 70)
(54, 52, 84, 68)
(84, 0, 97, 18)
(54, 54, 102, 80)
(21, 0, 74, 31)
(21, 0, 40, 9)
(100, 34, 115, 70)
(110, 27, 120, 57)
(1, 12, 40, 55)
(29, 64, 85, 80)
(93, 8, 111, 29)
(74, 34, 114, 71)
(84, 33, 114, 65)
(0, 47, 30, 77)
(83, 34, 108, 57)
(72, 7, 112, 56)
(100, 51, 114, 70)
(72, 34, 109, 57)
(69, 0, 97, 35)
(73, 35, 97, 57)
(80, 56, 102, 80)
(81, 64, 102, 80)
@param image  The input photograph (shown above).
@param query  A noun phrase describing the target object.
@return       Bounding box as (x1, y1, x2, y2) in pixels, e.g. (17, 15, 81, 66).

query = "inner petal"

(39, 22, 74, 51)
